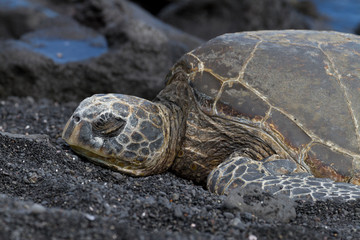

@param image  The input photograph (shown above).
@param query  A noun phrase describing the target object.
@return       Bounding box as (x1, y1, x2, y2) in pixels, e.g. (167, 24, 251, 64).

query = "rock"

(223, 184, 297, 223)
(355, 22, 360, 35)
(229, 217, 245, 230)
(223, 212, 235, 219)
(158, 0, 325, 40)
(0, 0, 202, 102)
(292, 0, 322, 19)
(128, 0, 170, 15)
(171, 193, 180, 201)
(0, 0, 59, 40)
(29, 203, 46, 214)
(174, 205, 183, 218)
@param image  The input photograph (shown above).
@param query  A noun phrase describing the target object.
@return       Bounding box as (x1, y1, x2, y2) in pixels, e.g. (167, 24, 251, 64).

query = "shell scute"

(351, 161, 360, 185)
(265, 109, 311, 153)
(249, 30, 357, 47)
(191, 33, 261, 79)
(190, 72, 222, 99)
(216, 81, 269, 121)
(321, 40, 360, 133)
(190, 71, 222, 113)
(306, 143, 353, 182)
(243, 37, 360, 154)
(174, 53, 201, 75)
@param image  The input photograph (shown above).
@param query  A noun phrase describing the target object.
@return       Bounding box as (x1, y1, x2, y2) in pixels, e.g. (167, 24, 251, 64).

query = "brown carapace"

(63, 30, 360, 201)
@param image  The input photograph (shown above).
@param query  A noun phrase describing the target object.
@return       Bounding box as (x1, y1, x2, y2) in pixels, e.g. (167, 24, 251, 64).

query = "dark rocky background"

(1, 0, 360, 239)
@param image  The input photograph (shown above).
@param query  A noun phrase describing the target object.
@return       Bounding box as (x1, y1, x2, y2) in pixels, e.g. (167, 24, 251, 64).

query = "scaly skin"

(62, 93, 179, 176)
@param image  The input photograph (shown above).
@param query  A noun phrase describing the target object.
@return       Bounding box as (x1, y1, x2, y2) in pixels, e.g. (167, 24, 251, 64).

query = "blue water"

(0, 0, 108, 63)
(0, 0, 31, 8)
(0, 0, 58, 18)
(310, 0, 360, 33)
(16, 36, 108, 64)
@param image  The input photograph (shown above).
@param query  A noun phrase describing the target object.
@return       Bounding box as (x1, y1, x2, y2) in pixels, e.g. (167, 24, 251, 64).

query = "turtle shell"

(168, 30, 360, 184)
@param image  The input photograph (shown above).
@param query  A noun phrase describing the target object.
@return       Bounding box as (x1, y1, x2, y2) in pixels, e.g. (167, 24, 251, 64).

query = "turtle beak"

(62, 115, 78, 144)
(62, 115, 108, 159)
(62, 114, 95, 148)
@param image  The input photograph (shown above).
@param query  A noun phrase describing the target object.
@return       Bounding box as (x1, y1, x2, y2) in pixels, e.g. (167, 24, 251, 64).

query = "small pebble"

(248, 234, 257, 240)
(29, 203, 46, 214)
(230, 218, 245, 230)
(171, 193, 180, 201)
(224, 212, 235, 219)
(174, 206, 183, 218)
(84, 213, 96, 221)
(243, 212, 254, 221)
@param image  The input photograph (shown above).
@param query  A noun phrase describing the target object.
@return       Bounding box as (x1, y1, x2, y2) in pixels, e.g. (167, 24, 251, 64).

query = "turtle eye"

(92, 113, 125, 138)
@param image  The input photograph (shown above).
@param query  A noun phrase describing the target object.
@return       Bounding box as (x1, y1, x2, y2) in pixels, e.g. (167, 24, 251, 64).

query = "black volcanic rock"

(0, 0, 202, 102)
(158, 0, 325, 40)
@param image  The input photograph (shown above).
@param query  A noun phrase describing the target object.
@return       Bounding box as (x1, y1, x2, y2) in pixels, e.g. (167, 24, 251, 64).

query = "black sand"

(1, 97, 360, 239)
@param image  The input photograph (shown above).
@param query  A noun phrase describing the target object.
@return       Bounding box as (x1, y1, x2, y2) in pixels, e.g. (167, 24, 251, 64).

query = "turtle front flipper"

(207, 153, 360, 201)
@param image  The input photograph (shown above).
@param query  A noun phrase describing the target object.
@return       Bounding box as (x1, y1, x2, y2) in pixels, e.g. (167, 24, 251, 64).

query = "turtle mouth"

(69, 145, 147, 176)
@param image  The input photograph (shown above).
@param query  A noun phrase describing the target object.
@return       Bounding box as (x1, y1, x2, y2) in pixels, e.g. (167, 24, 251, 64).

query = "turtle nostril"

(73, 115, 81, 123)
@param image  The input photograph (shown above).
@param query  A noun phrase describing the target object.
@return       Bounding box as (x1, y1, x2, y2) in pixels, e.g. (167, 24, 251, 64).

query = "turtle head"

(62, 94, 174, 176)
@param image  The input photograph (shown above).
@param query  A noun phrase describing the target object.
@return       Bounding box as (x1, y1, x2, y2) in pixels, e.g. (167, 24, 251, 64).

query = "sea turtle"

(62, 30, 360, 201)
